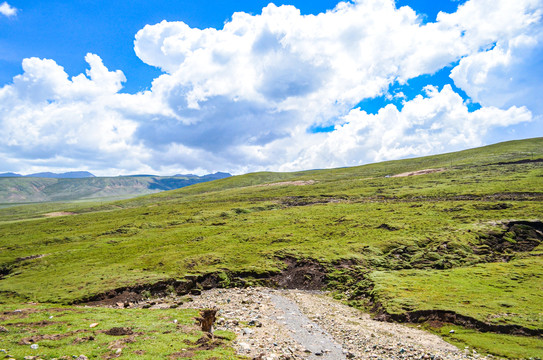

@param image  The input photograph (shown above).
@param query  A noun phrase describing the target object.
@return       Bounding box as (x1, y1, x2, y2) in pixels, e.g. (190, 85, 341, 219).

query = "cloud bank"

(1, 0, 541, 175)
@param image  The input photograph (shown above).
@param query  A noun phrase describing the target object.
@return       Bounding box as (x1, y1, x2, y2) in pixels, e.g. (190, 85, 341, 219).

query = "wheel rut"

(268, 292, 346, 359)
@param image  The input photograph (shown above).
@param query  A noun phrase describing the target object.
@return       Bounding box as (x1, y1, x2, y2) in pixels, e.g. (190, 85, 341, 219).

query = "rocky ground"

(128, 287, 494, 360)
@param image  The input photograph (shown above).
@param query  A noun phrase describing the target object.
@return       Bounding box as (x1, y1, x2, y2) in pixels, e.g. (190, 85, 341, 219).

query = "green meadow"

(1, 138, 542, 358)
(0, 303, 240, 359)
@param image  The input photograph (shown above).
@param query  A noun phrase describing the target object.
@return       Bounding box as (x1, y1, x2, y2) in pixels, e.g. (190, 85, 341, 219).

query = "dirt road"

(149, 288, 491, 360)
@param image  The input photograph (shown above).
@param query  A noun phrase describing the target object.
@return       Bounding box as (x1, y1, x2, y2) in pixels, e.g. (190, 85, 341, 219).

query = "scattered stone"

(0, 326, 8, 332)
(75, 356, 88, 360)
(30, 344, 39, 350)
(89, 323, 98, 328)
(239, 342, 251, 351)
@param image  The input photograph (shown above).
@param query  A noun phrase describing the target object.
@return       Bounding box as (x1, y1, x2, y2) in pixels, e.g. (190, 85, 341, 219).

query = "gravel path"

(137, 287, 493, 360)
(268, 293, 346, 359)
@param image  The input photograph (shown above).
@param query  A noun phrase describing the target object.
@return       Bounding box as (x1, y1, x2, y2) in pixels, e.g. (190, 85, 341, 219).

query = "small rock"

(248, 319, 262, 327)
(242, 327, 254, 335)
(89, 323, 99, 328)
(0, 326, 8, 332)
(239, 342, 251, 351)
(75, 356, 89, 360)
(30, 344, 39, 350)
(449, 329, 455, 334)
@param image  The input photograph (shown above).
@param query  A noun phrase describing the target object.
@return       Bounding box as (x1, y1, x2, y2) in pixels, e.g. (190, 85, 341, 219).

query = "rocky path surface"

(268, 293, 346, 359)
(137, 288, 492, 360)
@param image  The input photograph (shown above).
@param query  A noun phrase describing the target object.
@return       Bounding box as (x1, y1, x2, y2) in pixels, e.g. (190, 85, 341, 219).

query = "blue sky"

(0, 0, 541, 175)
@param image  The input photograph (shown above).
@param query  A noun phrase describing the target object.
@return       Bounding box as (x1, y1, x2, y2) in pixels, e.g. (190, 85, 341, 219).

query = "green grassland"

(0, 303, 240, 359)
(1, 138, 542, 358)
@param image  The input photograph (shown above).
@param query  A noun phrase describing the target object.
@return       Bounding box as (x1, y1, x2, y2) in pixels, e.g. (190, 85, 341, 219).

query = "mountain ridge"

(0, 172, 231, 203)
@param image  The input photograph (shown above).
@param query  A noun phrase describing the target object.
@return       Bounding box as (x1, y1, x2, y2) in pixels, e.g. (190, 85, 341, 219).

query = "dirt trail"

(138, 288, 490, 360)
(268, 293, 346, 359)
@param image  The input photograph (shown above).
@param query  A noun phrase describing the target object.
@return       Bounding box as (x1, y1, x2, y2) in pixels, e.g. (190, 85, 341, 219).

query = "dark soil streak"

(474, 220, 543, 262)
(374, 309, 543, 337)
(489, 158, 543, 166)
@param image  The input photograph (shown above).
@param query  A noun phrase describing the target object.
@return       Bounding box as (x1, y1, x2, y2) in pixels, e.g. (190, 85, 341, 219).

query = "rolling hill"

(0, 138, 541, 359)
(0, 172, 231, 203)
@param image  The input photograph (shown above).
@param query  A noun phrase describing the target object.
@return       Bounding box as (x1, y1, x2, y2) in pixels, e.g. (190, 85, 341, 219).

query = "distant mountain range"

(0, 172, 231, 203)
(0, 171, 95, 178)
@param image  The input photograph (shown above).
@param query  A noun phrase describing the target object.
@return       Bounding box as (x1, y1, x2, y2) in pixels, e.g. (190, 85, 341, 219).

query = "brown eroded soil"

(392, 168, 446, 177)
(255, 180, 317, 187)
(43, 211, 77, 217)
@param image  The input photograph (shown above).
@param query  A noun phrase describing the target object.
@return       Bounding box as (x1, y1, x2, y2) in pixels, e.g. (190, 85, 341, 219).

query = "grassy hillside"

(0, 138, 542, 358)
(0, 173, 230, 204)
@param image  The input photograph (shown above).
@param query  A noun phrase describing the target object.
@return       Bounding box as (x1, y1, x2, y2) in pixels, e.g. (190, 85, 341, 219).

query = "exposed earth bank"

(125, 288, 493, 360)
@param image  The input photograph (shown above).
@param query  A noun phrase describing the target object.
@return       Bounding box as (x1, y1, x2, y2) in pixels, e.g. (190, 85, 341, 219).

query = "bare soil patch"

(474, 220, 543, 262)
(19, 329, 88, 344)
(270, 256, 327, 290)
(377, 309, 542, 337)
(392, 168, 446, 177)
(255, 180, 317, 187)
(43, 211, 77, 217)
(104, 327, 134, 336)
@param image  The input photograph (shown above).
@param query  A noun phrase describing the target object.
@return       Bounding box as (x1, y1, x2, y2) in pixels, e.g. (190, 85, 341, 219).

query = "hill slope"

(0, 138, 542, 358)
(0, 173, 231, 203)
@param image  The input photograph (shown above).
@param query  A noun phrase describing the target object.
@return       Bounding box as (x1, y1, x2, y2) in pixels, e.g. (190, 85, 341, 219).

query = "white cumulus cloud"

(0, 0, 541, 175)
(0, 1, 17, 17)
(279, 85, 532, 171)
(450, 21, 543, 114)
